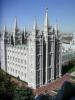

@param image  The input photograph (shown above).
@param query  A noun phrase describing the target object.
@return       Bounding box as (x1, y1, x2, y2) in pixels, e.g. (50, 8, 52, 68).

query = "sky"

(0, 0, 75, 33)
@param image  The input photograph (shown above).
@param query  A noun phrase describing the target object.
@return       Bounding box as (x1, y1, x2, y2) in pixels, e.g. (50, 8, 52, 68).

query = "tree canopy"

(0, 69, 34, 100)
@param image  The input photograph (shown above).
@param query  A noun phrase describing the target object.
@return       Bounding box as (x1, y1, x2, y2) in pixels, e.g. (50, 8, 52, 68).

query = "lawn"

(68, 66, 75, 73)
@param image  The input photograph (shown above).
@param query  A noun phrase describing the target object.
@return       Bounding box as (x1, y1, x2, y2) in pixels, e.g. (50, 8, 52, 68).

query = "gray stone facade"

(0, 9, 62, 89)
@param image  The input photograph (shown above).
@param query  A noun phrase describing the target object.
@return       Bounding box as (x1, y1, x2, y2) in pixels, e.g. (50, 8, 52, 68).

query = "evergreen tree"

(14, 87, 34, 100)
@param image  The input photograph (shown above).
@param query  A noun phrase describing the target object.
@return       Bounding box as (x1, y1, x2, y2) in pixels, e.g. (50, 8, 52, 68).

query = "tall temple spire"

(44, 8, 49, 27)
(33, 16, 37, 31)
(13, 17, 18, 45)
(4, 24, 6, 33)
(44, 8, 50, 33)
(54, 20, 60, 37)
(54, 24, 57, 37)
(3, 24, 7, 39)
(24, 25, 26, 33)
(13, 17, 18, 33)
(56, 19, 59, 32)
(32, 17, 38, 36)
(24, 25, 26, 37)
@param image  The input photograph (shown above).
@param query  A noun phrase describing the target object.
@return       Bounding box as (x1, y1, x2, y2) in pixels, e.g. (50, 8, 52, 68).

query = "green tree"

(0, 69, 16, 100)
(0, 69, 35, 100)
(14, 87, 35, 100)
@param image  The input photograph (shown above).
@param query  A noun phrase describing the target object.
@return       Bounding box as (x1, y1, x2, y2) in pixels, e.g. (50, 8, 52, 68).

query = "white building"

(62, 33, 75, 64)
(0, 9, 62, 89)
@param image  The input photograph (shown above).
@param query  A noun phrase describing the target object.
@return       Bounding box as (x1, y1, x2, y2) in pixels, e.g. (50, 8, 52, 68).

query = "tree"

(0, 69, 16, 100)
(0, 69, 35, 100)
(14, 87, 35, 100)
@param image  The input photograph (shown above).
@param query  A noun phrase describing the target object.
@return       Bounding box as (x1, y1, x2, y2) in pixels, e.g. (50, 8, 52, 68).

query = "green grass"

(68, 66, 75, 73)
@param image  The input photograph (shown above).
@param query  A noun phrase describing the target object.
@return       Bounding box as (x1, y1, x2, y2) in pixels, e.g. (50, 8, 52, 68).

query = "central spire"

(44, 8, 49, 29)
(44, 8, 50, 34)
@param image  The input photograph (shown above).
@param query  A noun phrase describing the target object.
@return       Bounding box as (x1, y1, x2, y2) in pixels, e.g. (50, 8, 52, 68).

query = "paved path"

(34, 73, 70, 95)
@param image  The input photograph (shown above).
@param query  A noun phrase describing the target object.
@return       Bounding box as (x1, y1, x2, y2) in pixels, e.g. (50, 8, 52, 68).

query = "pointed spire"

(24, 25, 26, 37)
(3, 24, 7, 39)
(55, 20, 59, 35)
(4, 24, 6, 33)
(44, 8, 50, 34)
(13, 17, 18, 45)
(54, 24, 57, 31)
(13, 17, 18, 33)
(44, 8, 49, 28)
(54, 24, 57, 37)
(24, 25, 26, 33)
(56, 19, 59, 32)
(54, 20, 60, 37)
(33, 16, 37, 30)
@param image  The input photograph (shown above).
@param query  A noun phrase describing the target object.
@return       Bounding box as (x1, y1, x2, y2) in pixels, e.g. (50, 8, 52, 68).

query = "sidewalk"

(34, 73, 70, 95)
